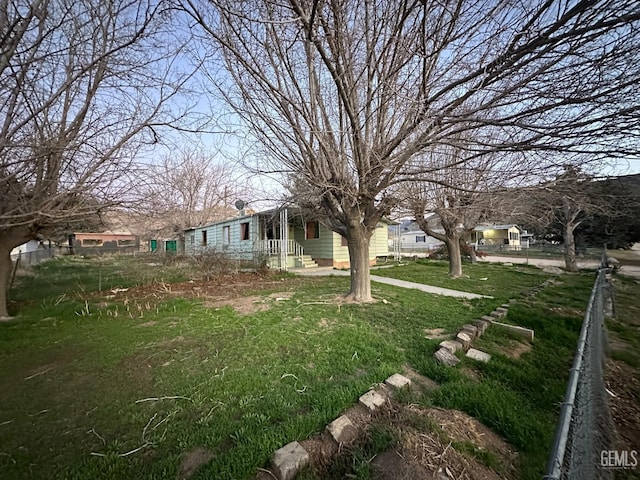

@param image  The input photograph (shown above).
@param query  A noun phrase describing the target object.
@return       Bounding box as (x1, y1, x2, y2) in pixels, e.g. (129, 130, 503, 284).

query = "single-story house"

(185, 207, 391, 269)
(398, 230, 444, 251)
(70, 232, 140, 254)
(472, 224, 522, 250)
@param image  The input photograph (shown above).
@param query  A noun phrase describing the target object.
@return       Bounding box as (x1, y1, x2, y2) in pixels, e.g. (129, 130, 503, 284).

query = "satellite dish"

(234, 199, 245, 210)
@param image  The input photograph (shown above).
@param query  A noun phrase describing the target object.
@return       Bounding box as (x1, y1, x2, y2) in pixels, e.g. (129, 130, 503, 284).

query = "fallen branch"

(135, 396, 192, 404)
(24, 367, 53, 380)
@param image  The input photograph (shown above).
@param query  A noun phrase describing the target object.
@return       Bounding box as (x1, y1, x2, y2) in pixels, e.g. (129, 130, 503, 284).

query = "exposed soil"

(98, 272, 311, 314)
(496, 340, 533, 360)
(606, 359, 640, 467)
(176, 447, 216, 480)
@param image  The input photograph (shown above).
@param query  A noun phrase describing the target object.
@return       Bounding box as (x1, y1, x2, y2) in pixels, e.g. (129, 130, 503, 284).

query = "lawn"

(0, 255, 594, 479)
(372, 258, 548, 297)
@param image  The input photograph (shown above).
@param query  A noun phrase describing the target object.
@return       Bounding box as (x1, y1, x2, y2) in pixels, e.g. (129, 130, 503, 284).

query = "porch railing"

(254, 239, 304, 258)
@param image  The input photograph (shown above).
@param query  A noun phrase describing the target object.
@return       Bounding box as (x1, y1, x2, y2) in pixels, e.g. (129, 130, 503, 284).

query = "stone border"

(266, 373, 413, 480)
(433, 296, 537, 367)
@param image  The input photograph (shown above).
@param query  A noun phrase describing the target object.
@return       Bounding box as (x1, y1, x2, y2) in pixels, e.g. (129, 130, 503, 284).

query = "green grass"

(372, 259, 548, 298)
(0, 256, 595, 480)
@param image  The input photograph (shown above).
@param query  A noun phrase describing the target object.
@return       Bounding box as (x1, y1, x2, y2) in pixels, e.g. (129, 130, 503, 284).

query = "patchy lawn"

(0, 255, 596, 480)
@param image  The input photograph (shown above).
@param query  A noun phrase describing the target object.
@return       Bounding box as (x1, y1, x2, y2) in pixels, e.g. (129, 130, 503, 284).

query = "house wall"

(296, 222, 390, 268)
(190, 215, 260, 259)
(399, 230, 443, 251)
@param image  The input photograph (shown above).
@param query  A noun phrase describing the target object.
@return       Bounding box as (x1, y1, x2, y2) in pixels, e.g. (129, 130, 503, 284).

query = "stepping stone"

(466, 348, 491, 363)
(434, 347, 460, 366)
(481, 315, 495, 323)
(455, 332, 472, 351)
(491, 321, 535, 342)
(439, 340, 463, 354)
(473, 319, 490, 335)
(461, 324, 478, 338)
(490, 307, 508, 318)
(501, 304, 511, 309)
(359, 390, 386, 412)
(272, 441, 310, 480)
(326, 415, 357, 444)
(385, 373, 411, 390)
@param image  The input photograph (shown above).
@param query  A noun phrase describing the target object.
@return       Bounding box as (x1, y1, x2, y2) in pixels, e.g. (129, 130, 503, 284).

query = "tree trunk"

(0, 244, 13, 317)
(445, 236, 463, 277)
(346, 229, 373, 302)
(564, 222, 578, 272)
(0, 228, 32, 317)
(463, 237, 477, 264)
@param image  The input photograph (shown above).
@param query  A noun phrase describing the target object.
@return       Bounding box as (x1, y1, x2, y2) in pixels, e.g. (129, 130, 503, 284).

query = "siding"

(191, 215, 259, 259)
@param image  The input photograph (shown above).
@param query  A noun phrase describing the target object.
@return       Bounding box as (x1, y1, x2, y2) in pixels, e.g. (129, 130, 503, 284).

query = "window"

(117, 239, 135, 246)
(341, 235, 348, 247)
(509, 231, 519, 241)
(306, 221, 319, 239)
(201, 230, 207, 246)
(223, 226, 230, 245)
(82, 239, 102, 246)
(415, 235, 426, 243)
(240, 222, 250, 241)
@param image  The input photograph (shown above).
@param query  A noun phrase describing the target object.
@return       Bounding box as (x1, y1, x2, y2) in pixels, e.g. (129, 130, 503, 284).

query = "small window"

(509, 232, 519, 241)
(117, 239, 135, 246)
(341, 235, 348, 247)
(190, 235, 194, 245)
(202, 230, 208, 246)
(240, 222, 250, 241)
(223, 226, 230, 245)
(306, 221, 319, 239)
(415, 235, 426, 243)
(82, 239, 102, 246)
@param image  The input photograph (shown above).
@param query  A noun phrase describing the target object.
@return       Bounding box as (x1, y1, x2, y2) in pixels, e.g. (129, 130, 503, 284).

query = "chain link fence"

(544, 256, 614, 480)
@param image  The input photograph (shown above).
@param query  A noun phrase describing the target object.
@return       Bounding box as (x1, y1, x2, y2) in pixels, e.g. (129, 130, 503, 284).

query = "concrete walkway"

(293, 267, 490, 299)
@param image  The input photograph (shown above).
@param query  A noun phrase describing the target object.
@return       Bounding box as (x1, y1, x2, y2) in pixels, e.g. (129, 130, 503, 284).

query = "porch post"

(280, 208, 288, 271)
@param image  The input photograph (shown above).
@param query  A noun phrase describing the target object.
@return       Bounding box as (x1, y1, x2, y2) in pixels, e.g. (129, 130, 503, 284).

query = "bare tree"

(182, 0, 640, 301)
(0, 0, 198, 316)
(134, 148, 238, 245)
(525, 167, 610, 272)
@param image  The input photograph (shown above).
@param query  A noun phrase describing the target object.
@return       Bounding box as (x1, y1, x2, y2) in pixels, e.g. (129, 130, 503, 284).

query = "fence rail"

(544, 256, 613, 480)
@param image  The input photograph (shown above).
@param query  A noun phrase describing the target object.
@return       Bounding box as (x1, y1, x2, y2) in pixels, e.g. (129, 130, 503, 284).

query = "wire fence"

(544, 255, 614, 480)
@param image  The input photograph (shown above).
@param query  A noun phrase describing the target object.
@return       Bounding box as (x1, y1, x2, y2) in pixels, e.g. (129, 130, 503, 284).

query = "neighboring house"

(10, 240, 42, 257)
(185, 208, 392, 269)
(399, 230, 444, 251)
(473, 224, 522, 249)
(70, 232, 140, 254)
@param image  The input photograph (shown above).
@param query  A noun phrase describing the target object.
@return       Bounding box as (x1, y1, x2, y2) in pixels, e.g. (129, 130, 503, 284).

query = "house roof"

(473, 224, 521, 232)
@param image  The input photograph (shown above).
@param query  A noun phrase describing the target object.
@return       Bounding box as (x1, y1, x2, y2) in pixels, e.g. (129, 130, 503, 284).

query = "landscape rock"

(326, 415, 357, 444)
(439, 340, 463, 354)
(385, 373, 411, 390)
(490, 307, 508, 318)
(472, 320, 490, 335)
(358, 390, 386, 412)
(466, 348, 492, 363)
(461, 324, 478, 338)
(481, 315, 495, 324)
(455, 332, 472, 351)
(491, 321, 535, 342)
(434, 347, 460, 367)
(543, 266, 564, 275)
(272, 441, 310, 480)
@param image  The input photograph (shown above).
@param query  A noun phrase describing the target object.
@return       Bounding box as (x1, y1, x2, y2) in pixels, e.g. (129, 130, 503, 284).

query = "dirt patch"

(176, 447, 215, 480)
(424, 328, 451, 340)
(136, 320, 157, 328)
(402, 365, 439, 391)
(606, 359, 640, 453)
(496, 340, 533, 360)
(369, 404, 518, 480)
